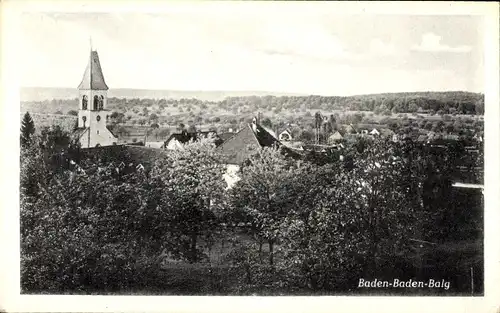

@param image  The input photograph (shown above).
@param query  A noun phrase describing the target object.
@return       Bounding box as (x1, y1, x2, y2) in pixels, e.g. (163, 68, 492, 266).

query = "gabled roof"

(165, 130, 222, 147)
(219, 132, 235, 142)
(218, 125, 261, 165)
(78, 50, 109, 90)
(279, 128, 292, 135)
(254, 123, 280, 147)
(379, 128, 395, 137)
(107, 126, 118, 139)
(328, 131, 344, 140)
(218, 123, 282, 165)
(71, 127, 88, 141)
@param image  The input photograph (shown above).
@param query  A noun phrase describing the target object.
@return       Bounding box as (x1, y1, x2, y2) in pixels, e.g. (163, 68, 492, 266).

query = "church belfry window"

(82, 95, 88, 110)
(99, 95, 104, 110)
(93, 95, 99, 110)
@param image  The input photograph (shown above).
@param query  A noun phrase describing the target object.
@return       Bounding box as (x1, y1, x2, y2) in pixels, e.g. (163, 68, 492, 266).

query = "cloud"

(412, 32, 472, 53)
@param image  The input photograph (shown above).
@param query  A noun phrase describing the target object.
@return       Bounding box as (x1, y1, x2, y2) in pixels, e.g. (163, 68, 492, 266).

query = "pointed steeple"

(78, 50, 109, 90)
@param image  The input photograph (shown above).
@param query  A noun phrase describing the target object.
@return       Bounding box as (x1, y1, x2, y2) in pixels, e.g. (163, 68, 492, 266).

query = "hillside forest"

(21, 91, 484, 144)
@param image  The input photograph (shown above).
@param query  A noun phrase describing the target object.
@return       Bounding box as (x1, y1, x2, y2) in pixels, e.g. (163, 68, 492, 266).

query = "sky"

(18, 5, 484, 96)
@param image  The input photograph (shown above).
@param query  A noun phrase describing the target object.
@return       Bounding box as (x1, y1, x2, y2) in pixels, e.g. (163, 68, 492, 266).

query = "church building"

(72, 49, 117, 148)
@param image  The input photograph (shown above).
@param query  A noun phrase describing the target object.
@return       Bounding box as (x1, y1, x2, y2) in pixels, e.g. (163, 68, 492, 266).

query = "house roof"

(343, 124, 358, 134)
(218, 125, 261, 165)
(78, 50, 109, 90)
(279, 129, 292, 135)
(379, 128, 395, 137)
(254, 123, 280, 147)
(71, 127, 88, 141)
(417, 135, 428, 142)
(107, 126, 118, 139)
(165, 130, 223, 147)
(328, 131, 344, 140)
(218, 123, 281, 165)
(219, 132, 235, 142)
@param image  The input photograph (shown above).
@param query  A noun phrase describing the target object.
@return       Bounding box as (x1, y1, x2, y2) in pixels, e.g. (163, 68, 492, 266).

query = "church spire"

(78, 48, 109, 91)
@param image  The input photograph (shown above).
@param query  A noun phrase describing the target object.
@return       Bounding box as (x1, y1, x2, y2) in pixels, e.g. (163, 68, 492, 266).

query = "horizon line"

(20, 86, 484, 98)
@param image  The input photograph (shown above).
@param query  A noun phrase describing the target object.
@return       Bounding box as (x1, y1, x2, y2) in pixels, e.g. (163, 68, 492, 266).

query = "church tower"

(73, 49, 117, 147)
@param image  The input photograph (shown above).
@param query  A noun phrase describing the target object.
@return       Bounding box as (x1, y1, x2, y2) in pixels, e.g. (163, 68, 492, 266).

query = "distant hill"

(20, 87, 306, 102)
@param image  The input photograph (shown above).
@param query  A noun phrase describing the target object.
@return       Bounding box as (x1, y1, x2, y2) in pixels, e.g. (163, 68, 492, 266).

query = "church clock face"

(96, 115, 101, 122)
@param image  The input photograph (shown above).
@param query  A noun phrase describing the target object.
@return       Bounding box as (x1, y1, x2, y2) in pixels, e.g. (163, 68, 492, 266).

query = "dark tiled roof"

(219, 132, 235, 142)
(253, 124, 279, 147)
(107, 126, 118, 138)
(78, 50, 109, 90)
(71, 127, 88, 141)
(217, 125, 261, 165)
(165, 130, 223, 147)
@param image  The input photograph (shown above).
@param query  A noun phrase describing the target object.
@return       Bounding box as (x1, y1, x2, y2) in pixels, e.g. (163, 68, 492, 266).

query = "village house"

(71, 49, 118, 148)
(327, 130, 344, 144)
(278, 129, 293, 141)
(369, 128, 380, 136)
(343, 124, 358, 134)
(218, 116, 302, 188)
(218, 117, 280, 166)
(164, 130, 223, 150)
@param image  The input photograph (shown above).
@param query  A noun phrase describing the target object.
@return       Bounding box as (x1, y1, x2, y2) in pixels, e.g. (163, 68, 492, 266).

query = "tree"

(149, 137, 226, 263)
(20, 112, 36, 148)
(21, 158, 164, 292)
(228, 147, 297, 267)
(261, 117, 273, 129)
(277, 140, 426, 290)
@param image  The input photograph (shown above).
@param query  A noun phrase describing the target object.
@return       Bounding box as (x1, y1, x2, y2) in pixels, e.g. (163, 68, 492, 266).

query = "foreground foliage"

(20, 126, 483, 294)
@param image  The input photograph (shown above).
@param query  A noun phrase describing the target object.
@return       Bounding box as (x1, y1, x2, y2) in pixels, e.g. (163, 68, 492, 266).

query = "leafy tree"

(150, 137, 226, 263)
(20, 112, 36, 148)
(228, 147, 297, 266)
(261, 117, 273, 129)
(278, 140, 426, 290)
(21, 158, 163, 292)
